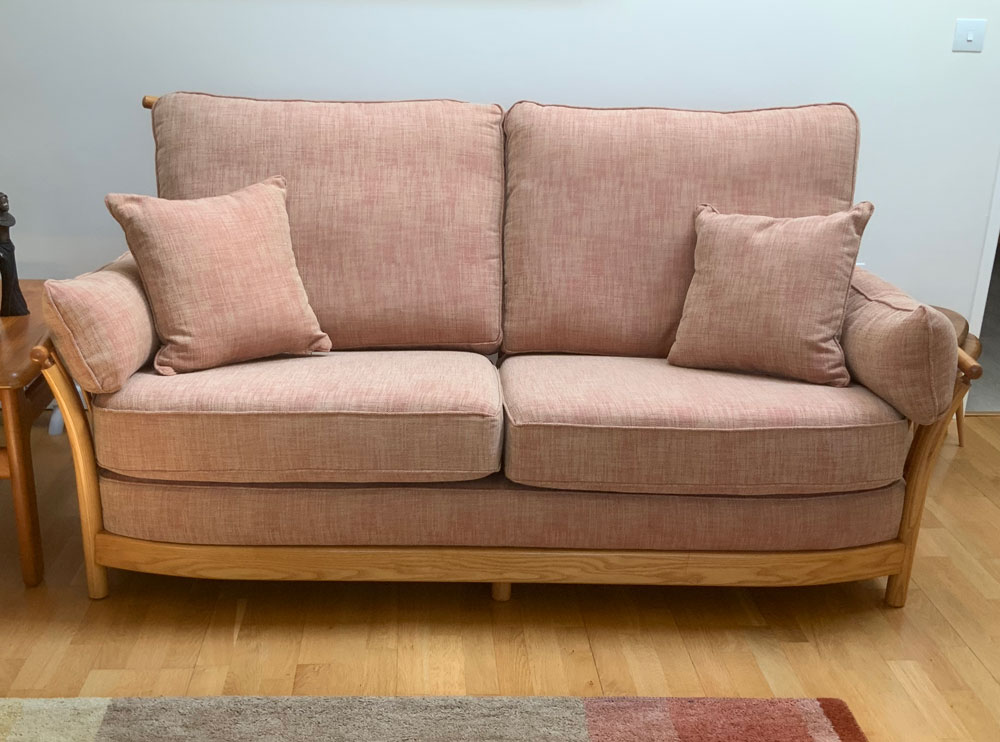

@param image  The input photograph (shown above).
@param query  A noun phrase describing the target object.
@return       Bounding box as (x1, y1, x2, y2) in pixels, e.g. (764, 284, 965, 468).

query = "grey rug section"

(96, 696, 591, 742)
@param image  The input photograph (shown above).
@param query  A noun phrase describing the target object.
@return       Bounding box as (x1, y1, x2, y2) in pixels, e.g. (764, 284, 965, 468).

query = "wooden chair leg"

(956, 403, 966, 447)
(2, 387, 44, 586)
(491, 582, 512, 601)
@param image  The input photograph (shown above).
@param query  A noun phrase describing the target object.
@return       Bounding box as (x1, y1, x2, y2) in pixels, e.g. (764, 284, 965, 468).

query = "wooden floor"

(2, 413, 1000, 742)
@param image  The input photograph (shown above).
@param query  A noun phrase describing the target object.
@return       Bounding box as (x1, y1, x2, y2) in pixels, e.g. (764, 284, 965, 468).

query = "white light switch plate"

(953, 18, 987, 53)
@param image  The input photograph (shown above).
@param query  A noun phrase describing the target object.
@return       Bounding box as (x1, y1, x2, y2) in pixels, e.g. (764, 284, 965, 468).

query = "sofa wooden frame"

(32, 339, 980, 606)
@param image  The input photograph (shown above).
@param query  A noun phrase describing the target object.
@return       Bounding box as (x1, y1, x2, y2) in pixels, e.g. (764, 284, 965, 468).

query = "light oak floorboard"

(2, 413, 1000, 741)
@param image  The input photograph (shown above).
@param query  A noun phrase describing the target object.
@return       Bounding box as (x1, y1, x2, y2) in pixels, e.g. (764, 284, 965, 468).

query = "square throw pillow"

(106, 176, 331, 374)
(668, 202, 874, 386)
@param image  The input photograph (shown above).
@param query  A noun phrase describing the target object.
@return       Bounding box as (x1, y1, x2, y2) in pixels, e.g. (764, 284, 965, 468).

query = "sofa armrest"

(841, 268, 958, 425)
(958, 345, 983, 380)
(43, 254, 158, 394)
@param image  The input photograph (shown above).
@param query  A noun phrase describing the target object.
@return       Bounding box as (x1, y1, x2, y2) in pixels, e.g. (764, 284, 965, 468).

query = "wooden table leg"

(2, 387, 44, 586)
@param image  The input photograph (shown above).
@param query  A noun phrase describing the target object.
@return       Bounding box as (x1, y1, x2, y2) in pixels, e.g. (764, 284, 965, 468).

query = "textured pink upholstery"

(106, 177, 331, 374)
(502, 102, 859, 356)
(152, 93, 503, 352)
(43, 255, 158, 394)
(50, 95, 931, 565)
(500, 355, 907, 495)
(842, 269, 958, 424)
(93, 351, 503, 483)
(99, 474, 904, 552)
(669, 203, 873, 386)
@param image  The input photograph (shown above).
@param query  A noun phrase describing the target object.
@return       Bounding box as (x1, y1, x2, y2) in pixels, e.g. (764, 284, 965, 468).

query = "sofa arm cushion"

(43, 254, 159, 394)
(841, 268, 957, 425)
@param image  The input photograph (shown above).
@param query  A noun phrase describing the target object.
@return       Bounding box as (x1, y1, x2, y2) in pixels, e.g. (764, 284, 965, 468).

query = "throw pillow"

(106, 176, 331, 374)
(668, 202, 874, 386)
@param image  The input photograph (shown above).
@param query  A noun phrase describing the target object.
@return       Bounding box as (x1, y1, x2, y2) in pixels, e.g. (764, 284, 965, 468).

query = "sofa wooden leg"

(956, 404, 966, 447)
(86, 564, 110, 600)
(884, 573, 909, 608)
(491, 582, 512, 601)
(884, 376, 974, 608)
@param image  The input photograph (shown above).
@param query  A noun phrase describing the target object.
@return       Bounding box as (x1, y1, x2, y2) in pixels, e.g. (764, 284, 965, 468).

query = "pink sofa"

(37, 93, 978, 605)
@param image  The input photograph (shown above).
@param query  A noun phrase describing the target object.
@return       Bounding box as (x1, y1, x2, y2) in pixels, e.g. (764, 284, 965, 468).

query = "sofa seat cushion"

(500, 355, 908, 496)
(93, 351, 503, 483)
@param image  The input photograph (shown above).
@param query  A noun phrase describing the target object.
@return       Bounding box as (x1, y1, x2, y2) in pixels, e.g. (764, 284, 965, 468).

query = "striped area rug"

(0, 696, 868, 741)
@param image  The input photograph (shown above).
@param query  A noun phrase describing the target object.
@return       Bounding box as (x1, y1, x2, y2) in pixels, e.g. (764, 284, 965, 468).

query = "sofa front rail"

(30, 340, 981, 605)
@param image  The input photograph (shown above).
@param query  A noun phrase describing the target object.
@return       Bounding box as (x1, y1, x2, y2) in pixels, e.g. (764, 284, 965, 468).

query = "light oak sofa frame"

(31, 339, 981, 606)
(35, 94, 979, 606)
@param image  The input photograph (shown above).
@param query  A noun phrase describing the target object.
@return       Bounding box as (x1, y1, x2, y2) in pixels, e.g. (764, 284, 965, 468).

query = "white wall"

(3, 1, 999, 318)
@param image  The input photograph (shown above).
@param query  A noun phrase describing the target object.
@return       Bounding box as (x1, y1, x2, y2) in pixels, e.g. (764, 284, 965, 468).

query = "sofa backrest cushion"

(502, 102, 860, 356)
(152, 93, 504, 352)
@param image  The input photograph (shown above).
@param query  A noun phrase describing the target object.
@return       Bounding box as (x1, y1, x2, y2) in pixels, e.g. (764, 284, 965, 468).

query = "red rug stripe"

(583, 697, 868, 741)
(818, 698, 870, 742)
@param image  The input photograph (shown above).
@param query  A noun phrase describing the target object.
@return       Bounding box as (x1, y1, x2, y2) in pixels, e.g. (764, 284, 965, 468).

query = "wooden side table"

(1, 279, 53, 586)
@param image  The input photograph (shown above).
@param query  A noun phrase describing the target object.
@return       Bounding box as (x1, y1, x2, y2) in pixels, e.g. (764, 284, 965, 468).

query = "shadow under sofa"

(34, 92, 979, 606)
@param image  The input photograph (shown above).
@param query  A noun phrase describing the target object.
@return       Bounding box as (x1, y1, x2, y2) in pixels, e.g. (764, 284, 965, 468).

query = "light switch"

(953, 18, 987, 52)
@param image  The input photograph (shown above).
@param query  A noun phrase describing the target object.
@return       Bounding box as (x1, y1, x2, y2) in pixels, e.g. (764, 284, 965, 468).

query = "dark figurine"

(0, 192, 29, 316)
